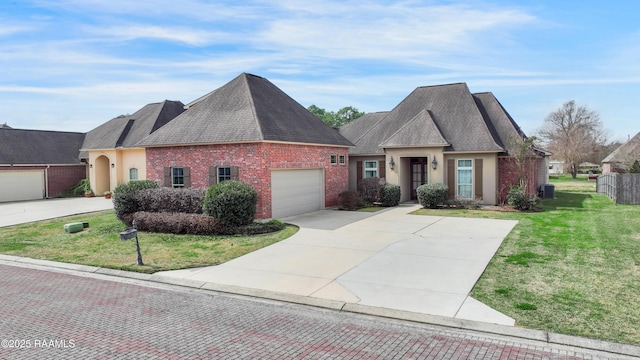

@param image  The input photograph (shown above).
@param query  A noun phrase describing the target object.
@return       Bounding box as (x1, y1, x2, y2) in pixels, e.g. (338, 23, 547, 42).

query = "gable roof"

(137, 73, 353, 148)
(380, 109, 449, 148)
(0, 128, 85, 165)
(602, 131, 640, 163)
(81, 100, 185, 153)
(341, 83, 534, 156)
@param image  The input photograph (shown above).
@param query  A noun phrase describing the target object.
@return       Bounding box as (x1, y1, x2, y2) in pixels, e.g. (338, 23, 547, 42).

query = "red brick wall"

(0, 165, 86, 198)
(146, 142, 349, 219)
(498, 157, 539, 203)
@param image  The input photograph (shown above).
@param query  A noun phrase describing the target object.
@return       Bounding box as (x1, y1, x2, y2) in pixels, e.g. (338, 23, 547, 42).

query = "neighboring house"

(602, 132, 640, 173)
(340, 83, 549, 204)
(578, 162, 601, 174)
(549, 160, 565, 174)
(80, 100, 185, 195)
(0, 127, 86, 202)
(137, 73, 353, 219)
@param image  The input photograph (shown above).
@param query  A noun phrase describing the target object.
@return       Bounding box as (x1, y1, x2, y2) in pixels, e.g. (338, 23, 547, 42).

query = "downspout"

(45, 165, 50, 199)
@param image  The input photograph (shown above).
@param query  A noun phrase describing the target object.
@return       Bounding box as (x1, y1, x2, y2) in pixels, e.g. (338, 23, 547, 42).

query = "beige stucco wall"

(348, 155, 385, 191)
(350, 148, 500, 204)
(442, 153, 499, 205)
(87, 148, 147, 195)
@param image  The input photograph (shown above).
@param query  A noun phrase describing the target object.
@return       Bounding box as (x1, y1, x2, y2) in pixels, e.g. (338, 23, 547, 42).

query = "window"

(339, 155, 346, 165)
(218, 167, 232, 183)
(129, 168, 138, 181)
(330, 154, 338, 165)
(364, 161, 378, 178)
(172, 167, 185, 188)
(457, 160, 473, 198)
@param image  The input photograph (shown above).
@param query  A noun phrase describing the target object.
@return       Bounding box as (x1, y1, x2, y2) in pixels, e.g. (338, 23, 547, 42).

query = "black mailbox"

(119, 221, 144, 265)
(120, 228, 137, 241)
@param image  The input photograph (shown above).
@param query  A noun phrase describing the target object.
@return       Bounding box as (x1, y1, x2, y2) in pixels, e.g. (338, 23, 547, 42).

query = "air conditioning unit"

(539, 184, 555, 199)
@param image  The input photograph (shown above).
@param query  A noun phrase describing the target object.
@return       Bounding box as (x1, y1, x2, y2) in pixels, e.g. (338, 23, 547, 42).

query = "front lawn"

(413, 174, 640, 345)
(0, 211, 297, 274)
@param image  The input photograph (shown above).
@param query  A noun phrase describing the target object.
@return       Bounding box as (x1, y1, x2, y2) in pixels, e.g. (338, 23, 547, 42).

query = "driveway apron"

(0, 197, 114, 228)
(158, 204, 518, 326)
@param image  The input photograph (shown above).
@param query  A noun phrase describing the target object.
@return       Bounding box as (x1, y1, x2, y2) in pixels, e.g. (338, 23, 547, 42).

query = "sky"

(1, 0, 638, 142)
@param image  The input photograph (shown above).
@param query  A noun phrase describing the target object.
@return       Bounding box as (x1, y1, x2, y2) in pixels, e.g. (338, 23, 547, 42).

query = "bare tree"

(537, 101, 607, 178)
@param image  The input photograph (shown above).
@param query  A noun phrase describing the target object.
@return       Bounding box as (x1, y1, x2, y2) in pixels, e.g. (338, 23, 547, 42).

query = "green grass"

(412, 174, 640, 345)
(0, 211, 297, 274)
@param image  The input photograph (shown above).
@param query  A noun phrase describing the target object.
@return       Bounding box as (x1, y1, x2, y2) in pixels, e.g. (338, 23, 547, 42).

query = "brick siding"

(497, 157, 539, 203)
(146, 143, 349, 219)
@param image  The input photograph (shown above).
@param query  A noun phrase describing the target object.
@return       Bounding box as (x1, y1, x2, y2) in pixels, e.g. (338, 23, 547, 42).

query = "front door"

(411, 157, 428, 200)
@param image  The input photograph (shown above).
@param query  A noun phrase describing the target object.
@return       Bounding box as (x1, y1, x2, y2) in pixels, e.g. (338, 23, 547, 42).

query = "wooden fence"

(597, 173, 640, 205)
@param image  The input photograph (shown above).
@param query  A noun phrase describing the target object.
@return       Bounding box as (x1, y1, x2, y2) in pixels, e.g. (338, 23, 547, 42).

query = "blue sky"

(1, 0, 638, 142)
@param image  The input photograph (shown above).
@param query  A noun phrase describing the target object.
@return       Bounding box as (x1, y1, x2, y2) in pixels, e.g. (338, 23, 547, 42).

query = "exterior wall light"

(389, 157, 395, 170)
(111, 163, 115, 168)
(432, 156, 438, 170)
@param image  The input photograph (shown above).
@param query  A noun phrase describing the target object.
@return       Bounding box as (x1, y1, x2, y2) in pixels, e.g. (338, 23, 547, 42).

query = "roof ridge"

(415, 82, 467, 90)
(0, 127, 85, 135)
(243, 73, 265, 141)
(462, 87, 505, 152)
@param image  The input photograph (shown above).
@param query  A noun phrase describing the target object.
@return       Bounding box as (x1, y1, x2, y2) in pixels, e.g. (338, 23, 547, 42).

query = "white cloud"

(255, 2, 537, 64)
(88, 25, 228, 46)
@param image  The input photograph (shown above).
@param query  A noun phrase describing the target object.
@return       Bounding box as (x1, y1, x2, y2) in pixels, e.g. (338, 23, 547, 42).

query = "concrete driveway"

(0, 197, 114, 227)
(157, 204, 518, 326)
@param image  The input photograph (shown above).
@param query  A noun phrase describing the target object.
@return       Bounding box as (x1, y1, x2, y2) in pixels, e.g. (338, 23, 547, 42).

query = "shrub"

(135, 187, 206, 214)
(358, 177, 382, 203)
(507, 186, 538, 211)
(203, 180, 258, 226)
(380, 183, 401, 207)
(113, 180, 160, 222)
(125, 212, 229, 235)
(338, 191, 361, 210)
(417, 183, 449, 209)
(449, 195, 481, 209)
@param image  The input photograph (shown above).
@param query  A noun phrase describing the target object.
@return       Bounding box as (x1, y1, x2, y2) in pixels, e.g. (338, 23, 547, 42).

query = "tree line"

(307, 105, 365, 127)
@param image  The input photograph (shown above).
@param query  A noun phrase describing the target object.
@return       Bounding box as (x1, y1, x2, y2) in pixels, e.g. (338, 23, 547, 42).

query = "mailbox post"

(120, 220, 144, 266)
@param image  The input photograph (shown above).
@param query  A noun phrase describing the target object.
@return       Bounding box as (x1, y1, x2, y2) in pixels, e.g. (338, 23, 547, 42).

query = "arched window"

(129, 168, 139, 181)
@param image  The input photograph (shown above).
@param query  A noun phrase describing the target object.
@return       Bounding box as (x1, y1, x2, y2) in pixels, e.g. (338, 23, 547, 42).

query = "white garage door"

(271, 169, 323, 218)
(0, 170, 45, 202)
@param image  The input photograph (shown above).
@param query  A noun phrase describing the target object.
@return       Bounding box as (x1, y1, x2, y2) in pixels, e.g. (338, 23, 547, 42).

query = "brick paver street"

(0, 264, 631, 359)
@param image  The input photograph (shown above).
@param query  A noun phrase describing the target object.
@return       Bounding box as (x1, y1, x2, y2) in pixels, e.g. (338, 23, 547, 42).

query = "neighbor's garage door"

(0, 170, 45, 202)
(271, 169, 323, 218)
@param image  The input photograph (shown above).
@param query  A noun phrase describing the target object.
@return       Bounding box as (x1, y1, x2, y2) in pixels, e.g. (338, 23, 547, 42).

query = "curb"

(1, 255, 639, 359)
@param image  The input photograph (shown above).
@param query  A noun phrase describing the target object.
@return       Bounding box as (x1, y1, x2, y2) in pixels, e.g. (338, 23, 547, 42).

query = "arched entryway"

(95, 155, 111, 195)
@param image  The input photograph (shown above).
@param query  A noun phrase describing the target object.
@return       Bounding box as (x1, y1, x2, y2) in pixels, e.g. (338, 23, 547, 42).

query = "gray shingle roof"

(340, 83, 526, 155)
(0, 128, 85, 165)
(602, 131, 640, 163)
(338, 112, 388, 155)
(81, 100, 185, 151)
(380, 109, 449, 148)
(137, 73, 353, 147)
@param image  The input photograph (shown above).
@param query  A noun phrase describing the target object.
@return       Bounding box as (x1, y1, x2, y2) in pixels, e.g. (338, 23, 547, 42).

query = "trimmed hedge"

(380, 183, 401, 207)
(135, 187, 205, 214)
(113, 180, 160, 222)
(338, 191, 361, 210)
(124, 212, 286, 235)
(203, 180, 257, 226)
(417, 183, 449, 209)
(124, 212, 228, 235)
